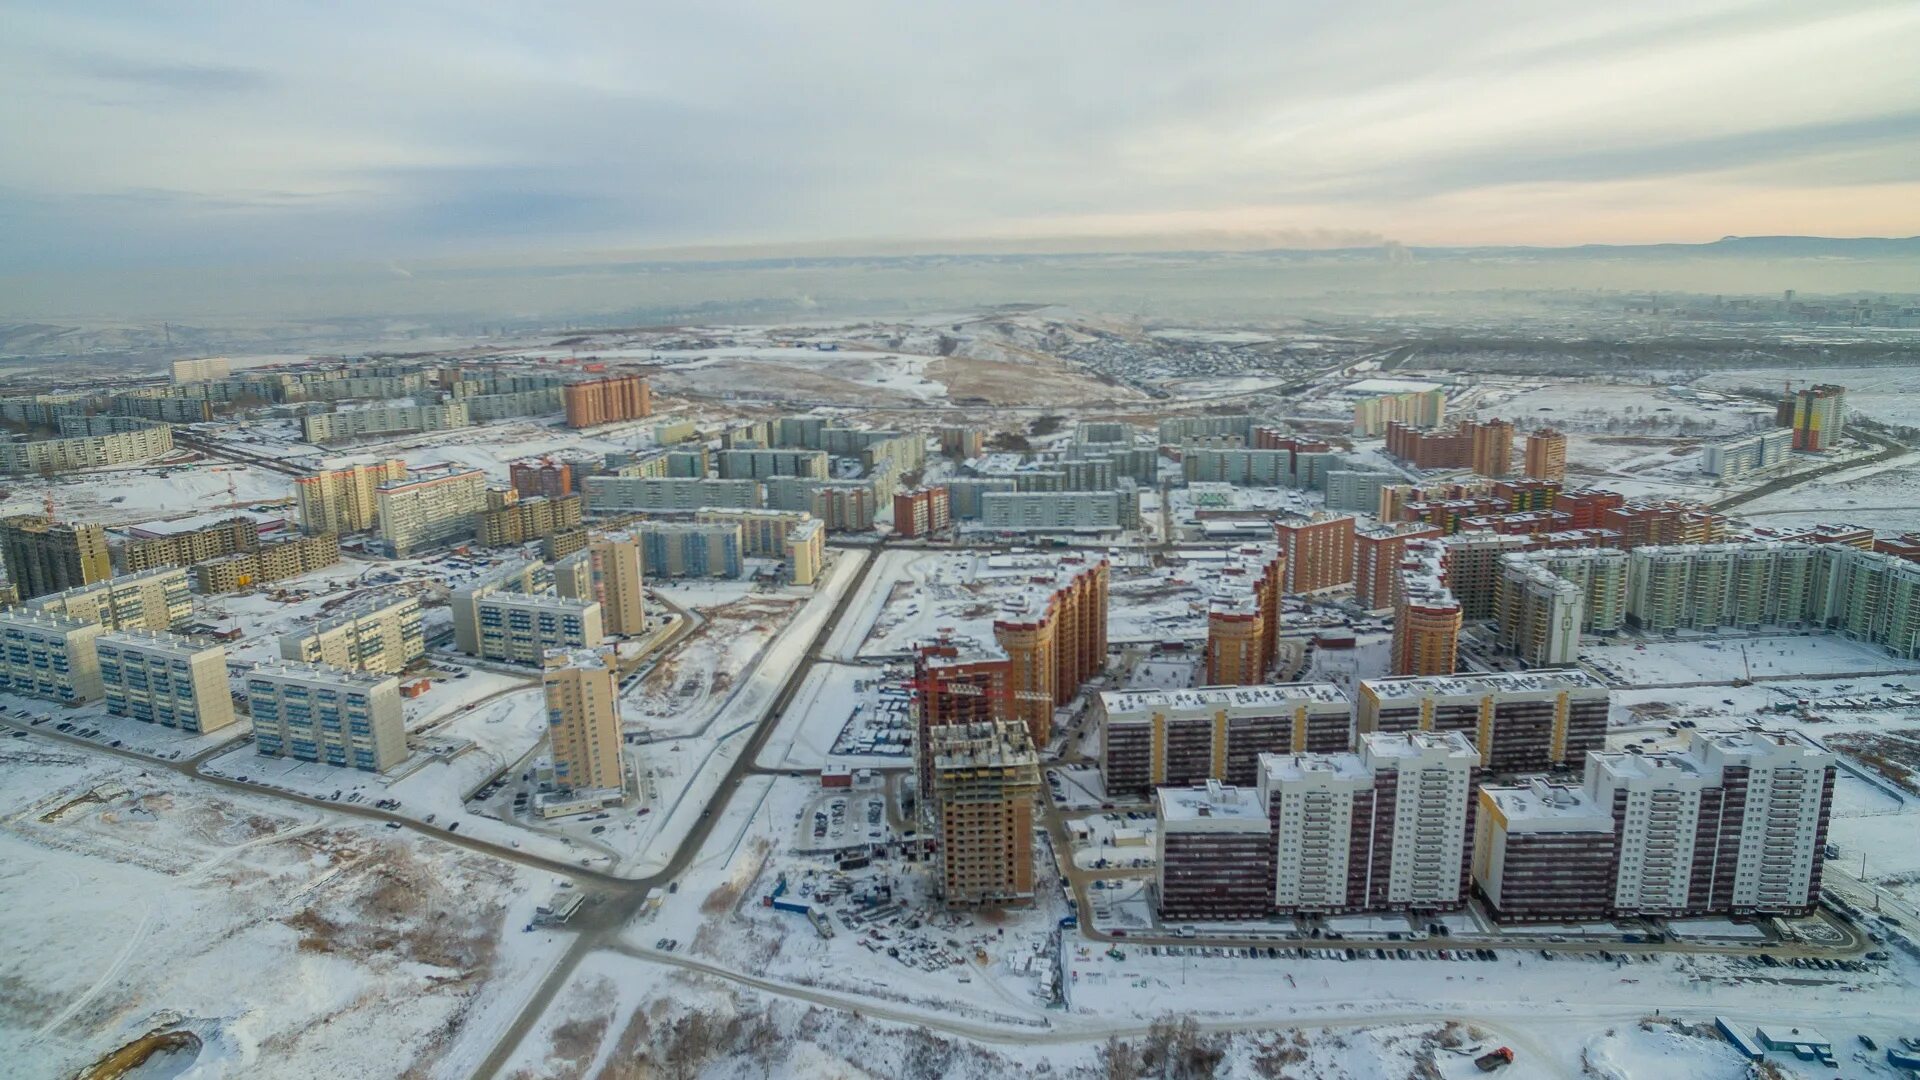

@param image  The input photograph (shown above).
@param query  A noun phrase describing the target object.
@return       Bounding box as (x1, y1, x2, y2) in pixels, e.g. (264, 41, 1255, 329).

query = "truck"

(1474, 1047, 1515, 1072)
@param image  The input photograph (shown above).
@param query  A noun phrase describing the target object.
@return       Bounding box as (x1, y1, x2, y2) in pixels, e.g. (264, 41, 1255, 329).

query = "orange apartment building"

(510, 459, 575, 499)
(1275, 513, 1356, 594)
(1354, 521, 1443, 610)
(1391, 539, 1461, 676)
(1523, 428, 1567, 481)
(562, 375, 652, 429)
(893, 486, 952, 538)
(1203, 545, 1284, 686)
(1470, 418, 1515, 478)
(993, 558, 1109, 746)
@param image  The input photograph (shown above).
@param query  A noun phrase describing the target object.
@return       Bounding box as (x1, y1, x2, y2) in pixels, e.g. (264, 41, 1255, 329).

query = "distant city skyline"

(4, 1, 1917, 274)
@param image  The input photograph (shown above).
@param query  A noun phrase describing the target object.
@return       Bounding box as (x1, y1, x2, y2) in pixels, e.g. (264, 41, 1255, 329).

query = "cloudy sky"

(3, 0, 1917, 271)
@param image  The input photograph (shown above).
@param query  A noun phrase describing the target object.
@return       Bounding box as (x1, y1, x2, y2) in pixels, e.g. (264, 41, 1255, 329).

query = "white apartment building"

(1259, 750, 1372, 912)
(0, 609, 104, 703)
(375, 465, 487, 557)
(246, 661, 407, 773)
(1583, 750, 1713, 915)
(1361, 730, 1478, 911)
(279, 594, 426, 674)
(1689, 728, 1835, 913)
(97, 629, 236, 734)
(26, 566, 193, 632)
(1701, 428, 1793, 479)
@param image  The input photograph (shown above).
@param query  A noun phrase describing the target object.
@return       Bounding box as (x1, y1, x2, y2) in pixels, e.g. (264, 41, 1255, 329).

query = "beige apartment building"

(542, 649, 628, 800)
(0, 515, 113, 599)
(925, 720, 1042, 906)
(97, 630, 237, 734)
(0, 609, 105, 703)
(552, 534, 646, 636)
(375, 465, 487, 557)
(26, 566, 193, 632)
(279, 594, 426, 674)
(294, 458, 408, 535)
(246, 661, 408, 773)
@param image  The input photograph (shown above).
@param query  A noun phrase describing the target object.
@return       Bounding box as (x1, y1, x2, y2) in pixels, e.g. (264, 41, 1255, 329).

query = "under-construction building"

(924, 720, 1042, 907)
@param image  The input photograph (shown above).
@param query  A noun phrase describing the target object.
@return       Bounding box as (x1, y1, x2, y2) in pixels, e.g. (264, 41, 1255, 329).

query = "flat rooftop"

(1360, 668, 1605, 702)
(1101, 682, 1350, 721)
(1259, 750, 1372, 785)
(1483, 778, 1611, 830)
(1359, 729, 1477, 762)
(1157, 780, 1269, 829)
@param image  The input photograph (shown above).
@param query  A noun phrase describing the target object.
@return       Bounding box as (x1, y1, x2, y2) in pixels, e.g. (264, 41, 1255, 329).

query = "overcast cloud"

(2, 0, 1917, 271)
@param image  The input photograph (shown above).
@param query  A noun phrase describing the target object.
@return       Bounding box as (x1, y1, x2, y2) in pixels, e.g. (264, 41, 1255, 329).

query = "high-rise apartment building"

(1523, 428, 1567, 481)
(0, 610, 104, 703)
(1352, 388, 1446, 437)
(1274, 512, 1356, 593)
(992, 558, 1108, 745)
(192, 533, 340, 594)
(1702, 428, 1793, 479)
(509, 460, 575, 500)
(1, 515, 112, 599)
(1785, 384, 1846, 451)
(584, 476, 763, 514)
(170, 356, 231, 382)
(1492, 557, 1585, 667)
(279, 595, 426, 674)
(1202, 545, 1283, 686)
(552, 533, 647, 636)
(1357, 669, 1609, 775)
(375, 465, 487, 557)
(542, 649, 628, 799)
(562, 375, 652, 428)
(477, 493, 583, 547)
(1097, 683, 1352, 794)
(693, 508, 824, 585)
(122, 516, 260, 573)
(1476, 729, 1835, 920)
(1391, 540, 1460, 677)
(924, 720, 1042, 906)
(892, 487, 952, 538)
(939, 425, 986, 460)
(1155, 779, 1275, 920)
(472, 594, 603, 665)
(1470, 418, 1515, 478)
(1354, 522, 1442, 610)
(97, 630, 236, 734)
(293, 458, 409, 535)
(247, 661, 408, 773)
(26, 566, 192, 632)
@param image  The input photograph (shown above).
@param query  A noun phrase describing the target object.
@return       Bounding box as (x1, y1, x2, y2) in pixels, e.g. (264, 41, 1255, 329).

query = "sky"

(2, 0, 1918, 274)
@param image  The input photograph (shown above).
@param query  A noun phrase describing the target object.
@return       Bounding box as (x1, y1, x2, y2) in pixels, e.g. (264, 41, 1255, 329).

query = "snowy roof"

(1101, 682, 1350, 723)
(247, 659, 396, 691)
(1360, 669, 1605, 703)
(1157, 779, 1269, 831)
(1258, 750, 1372, 786)
(1358, 729, 1477, 765)
(1482, 778, 1612, 832)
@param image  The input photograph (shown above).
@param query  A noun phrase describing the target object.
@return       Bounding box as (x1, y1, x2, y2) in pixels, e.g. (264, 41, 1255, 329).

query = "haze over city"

(2, 4, 1919, 1080)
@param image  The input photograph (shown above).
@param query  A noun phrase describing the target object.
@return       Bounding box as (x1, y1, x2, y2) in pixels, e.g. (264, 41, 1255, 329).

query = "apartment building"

(1391, 539, 1460, 677)
(1325, 470, 1403, 513)
(552, 533, 647, 636)
(0, 419, 174, 475)
(637, 521, 742, 579)
(542, 649, 628, 801)
(978, 489, 1135, 534)
(911, 637, 1014, 791)
(1384, 421, 1471, 469)
(473, 594, 604, 665)
(1492, 556, 1585, 667)
(1702, 428, 1793, 479)
(301, 402, 469, 444)
(449, 559, 551, 654)
(945, 478, 1019, 520)
(1600, 501, 1726, 549)
(1469, 419, 1515, 478)
(764, 478, 883, 532)
(653, 419, 698, 445)
(717, 448, 829, 480)
(1097, 683, 1351, 794)
(1158, 415, 1254, 445)
(193, 533, 340, 594)
(375, 465, 487, 557)
(1476, 729, 1835, 920)
(1356, 669, 1609, 775)
(1261, 749, 1375, 913)
(279, 594, 426, 674)
(1438, 532, 1538, 619)
(562, 375, 651, 428)
(293, 458, 408, 535)
(122, 516, 260, 572)
(170, 356, 230, 382)
(0, 610, 104, 703)
(1155, 780, 1274, 920)
(1203, 545, 1284, 686)
(693, 508, 825, 584)
(924, 720, 1042, 906)
(509, 460, 576, 499)
(96, 630, 236, 734)
(1523, 428, 1567, 481)
(1352, 388, 1446, 437)
(0, 515, 112, 599)
(1354, 522, 1442, 610)
(1274, 512, 1356, 593)
(892, 487, 952, 538)
(992, 558, 1109, 745)
(27, 566, 192, 632)
(246, 661, 407, 773)
(477, 493, 584, 547)
(1785, 384, 1846, 451)
(1627, 541, 1820, 633)
(1497, 548, 1629, 635)
(1816, 545, 1920, 659)
(584, 476, 763, 514)
(939, 425, 987, 459)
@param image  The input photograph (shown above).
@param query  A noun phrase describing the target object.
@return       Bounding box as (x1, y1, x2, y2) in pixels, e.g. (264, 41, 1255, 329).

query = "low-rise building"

(26, 566, 193, 632)
(279, 595, 426, 674)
